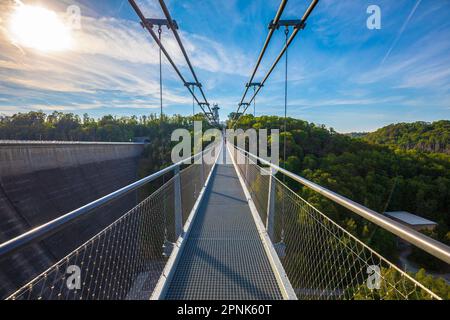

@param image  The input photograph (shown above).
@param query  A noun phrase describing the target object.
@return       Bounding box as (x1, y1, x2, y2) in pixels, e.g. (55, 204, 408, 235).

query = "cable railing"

(1, 142, 221, 300)
(229, 143, 446, 300)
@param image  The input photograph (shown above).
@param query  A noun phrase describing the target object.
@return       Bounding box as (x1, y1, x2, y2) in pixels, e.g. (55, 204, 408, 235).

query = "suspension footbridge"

(0, 0, 449, 301)
(0, 140, 448, 300)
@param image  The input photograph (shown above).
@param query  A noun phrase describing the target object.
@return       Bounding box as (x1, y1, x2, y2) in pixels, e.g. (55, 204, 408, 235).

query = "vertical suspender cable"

(192, 85, 195, 119)
(158, 26, 163, 119)
(157, 26, 167, 225)
(283, 27, 289, 177)
(281, 27, 290, 244)
(158, 26, 164, 165)
(253, 86, 256, 117)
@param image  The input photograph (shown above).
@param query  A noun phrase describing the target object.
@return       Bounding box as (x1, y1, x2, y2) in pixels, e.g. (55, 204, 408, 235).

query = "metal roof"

(385, 211, 437, 226)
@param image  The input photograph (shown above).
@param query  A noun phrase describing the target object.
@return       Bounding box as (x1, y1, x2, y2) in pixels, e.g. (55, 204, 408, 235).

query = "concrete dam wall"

(0, 141, 145, 299)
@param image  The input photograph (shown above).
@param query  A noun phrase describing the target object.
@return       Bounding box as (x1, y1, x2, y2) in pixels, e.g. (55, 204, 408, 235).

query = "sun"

(9, 4, 72, 52)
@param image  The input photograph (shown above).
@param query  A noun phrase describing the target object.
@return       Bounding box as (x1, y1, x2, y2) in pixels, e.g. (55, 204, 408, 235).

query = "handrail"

(231, 144, 450, 265)
(0, 143, 219, 258)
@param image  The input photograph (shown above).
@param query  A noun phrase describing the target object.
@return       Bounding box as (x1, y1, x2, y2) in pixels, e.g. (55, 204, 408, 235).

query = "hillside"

(345, 132, 368, 139)
(2, 112, 449, 272)
(363, 120, 450, 154)
(233, 115, 450, 272)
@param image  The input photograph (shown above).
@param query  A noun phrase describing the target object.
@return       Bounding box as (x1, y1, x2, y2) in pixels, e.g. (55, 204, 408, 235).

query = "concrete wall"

(0, 142, 145, 299)
(0, 141, 143, 176)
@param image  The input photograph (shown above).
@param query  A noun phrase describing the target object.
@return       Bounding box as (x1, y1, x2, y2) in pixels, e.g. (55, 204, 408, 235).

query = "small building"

(384, 211, 438, 231)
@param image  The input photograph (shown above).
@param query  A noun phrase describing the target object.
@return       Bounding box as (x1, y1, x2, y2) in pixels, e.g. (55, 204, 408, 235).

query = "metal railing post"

(201, 153, 205, 185)
(174, 165, 183, 237)
(244, 153, 249, 181)
(266, 168, 276, 240)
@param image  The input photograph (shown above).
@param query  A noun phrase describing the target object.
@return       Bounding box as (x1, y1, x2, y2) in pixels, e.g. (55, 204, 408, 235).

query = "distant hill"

(363, 120, 450, 154)
(345, 132, 368, 139)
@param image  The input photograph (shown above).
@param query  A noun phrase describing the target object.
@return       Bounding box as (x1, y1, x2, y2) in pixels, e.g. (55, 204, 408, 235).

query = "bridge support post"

(200, 153, 205, 185)
(174, 166, 183, 237)
(244, 154, 249, 181)
(266, 168, 276, 240)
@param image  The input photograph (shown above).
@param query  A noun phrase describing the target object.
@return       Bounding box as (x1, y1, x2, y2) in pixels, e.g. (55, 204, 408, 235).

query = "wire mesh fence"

(5, 148, 217, 300)
(179, 149, 215, 226)
(7, 179, 174, 300)
(235, 157, 270, 224)
(230, 145, 441, 300)
(180, 164, 203, 225)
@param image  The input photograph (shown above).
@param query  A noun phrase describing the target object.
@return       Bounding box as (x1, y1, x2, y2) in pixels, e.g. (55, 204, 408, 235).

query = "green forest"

(231, 116, 449, 264)
(362, 120, 449, 154)
(0, 110, 211, 142)
(1, 111, 449, 297)
(1, 112, 448, 253)
(0, 111, 213, 176)
(231, 115, 450, 298)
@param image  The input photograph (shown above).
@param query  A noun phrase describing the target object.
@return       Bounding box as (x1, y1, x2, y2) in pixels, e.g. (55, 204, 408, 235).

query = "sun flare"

(9, 4, 72, 52)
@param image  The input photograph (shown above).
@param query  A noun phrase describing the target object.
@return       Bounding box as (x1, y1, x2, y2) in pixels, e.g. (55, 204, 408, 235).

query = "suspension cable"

(128, 0, 216, 125)
(232, 0, 319, 127)
(158, 0, 214, 116)
(235, 0, 288, 118)
(158, 26, 166, 199)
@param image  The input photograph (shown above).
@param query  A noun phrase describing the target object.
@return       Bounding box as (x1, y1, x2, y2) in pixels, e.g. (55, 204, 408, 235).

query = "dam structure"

(0, 141, 145, 298)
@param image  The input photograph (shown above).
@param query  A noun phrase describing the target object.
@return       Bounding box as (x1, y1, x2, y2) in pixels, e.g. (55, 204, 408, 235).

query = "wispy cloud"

(380, 0, 422, 65)
(0, 0, 252, 116)
(289, 95, 408, 110)
(356, 34, 450, 90)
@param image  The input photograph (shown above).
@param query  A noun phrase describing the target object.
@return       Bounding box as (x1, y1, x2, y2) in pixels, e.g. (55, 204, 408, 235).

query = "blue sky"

(0, 0, 449, 132)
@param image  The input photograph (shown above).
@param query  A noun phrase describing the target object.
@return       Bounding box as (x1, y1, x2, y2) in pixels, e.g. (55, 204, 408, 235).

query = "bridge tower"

(212, 104, 220, 122)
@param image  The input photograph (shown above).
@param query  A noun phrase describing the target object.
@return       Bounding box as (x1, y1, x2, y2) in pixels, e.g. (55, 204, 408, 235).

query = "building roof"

(384, 211, 437, 226)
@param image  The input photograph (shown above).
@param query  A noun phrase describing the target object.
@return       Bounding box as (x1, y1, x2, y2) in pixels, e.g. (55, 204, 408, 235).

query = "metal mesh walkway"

(164, 163, 283, 300)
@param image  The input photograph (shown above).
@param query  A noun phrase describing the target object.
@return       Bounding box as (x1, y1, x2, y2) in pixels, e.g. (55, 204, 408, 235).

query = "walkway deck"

(164, 160, 283, 300)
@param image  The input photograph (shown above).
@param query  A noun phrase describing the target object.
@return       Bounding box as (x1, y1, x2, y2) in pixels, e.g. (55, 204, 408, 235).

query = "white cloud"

(380, 0, 422, 65)
(356, 33, 450, 90)
(288, 95, 408, 110)
(0, 0, 251, 116)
